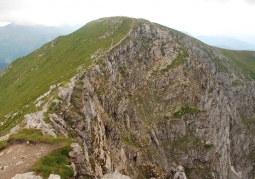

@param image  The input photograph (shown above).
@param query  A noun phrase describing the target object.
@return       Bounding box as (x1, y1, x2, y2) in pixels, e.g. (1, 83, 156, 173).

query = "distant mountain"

(196, 35, 255, 51)
(0, 23, 77, 70)
(57, 23, 83, 34)
(235, 35, 255, 46)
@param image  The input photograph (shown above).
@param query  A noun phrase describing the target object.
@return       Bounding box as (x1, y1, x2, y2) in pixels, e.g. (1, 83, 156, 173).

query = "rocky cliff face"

(52, 19, 255, 178)
(1, 17, 255, 179)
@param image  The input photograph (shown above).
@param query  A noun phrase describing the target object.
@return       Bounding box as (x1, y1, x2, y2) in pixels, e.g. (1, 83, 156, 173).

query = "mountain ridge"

(1, 16, 255, 179)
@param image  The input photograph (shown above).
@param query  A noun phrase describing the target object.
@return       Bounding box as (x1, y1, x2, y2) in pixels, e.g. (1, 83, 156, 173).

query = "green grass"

(119, 66, 128, 77)
(173, 106, 200, 118)
(121, 136, 136, 147)
(1, 128, 73, 178)
(172, 131, 200, 150)
(184, 168, 192, 178)
(204, 144, 213, 149)
(240, 115, 255, 135)
(220, 49, 255, 80)
(162, 47, 188, 72)
(0, 17, 133, 135)
(7, 128, 72, 144)
(0, 140, 7, 150)
(211, 57, 228, 73)
(31, 146, 73, 179)
(232, 80, 243, 87)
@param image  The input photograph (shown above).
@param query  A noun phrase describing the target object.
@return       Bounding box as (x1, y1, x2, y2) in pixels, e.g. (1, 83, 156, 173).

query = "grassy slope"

(0, 128, 73, 178)
(0, 17, 133, 135)
(220, 49, 255, 80)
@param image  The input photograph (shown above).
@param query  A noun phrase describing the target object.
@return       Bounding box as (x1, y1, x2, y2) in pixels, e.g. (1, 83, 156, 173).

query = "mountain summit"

(1, 17, 255, 179)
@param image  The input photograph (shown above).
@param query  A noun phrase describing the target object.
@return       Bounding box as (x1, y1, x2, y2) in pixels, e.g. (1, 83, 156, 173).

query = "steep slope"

(0, 17, 132, 136)
(1, 17, 255, 179)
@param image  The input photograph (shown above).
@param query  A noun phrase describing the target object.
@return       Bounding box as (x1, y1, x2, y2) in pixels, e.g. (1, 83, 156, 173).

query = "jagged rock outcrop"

(39, 18, 255, 178)
(1, 17, 255, 179)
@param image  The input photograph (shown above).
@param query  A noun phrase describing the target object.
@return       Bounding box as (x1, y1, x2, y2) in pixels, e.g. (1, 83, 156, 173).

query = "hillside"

(0, 24, 70, 70)
(1, 17, 255, 179)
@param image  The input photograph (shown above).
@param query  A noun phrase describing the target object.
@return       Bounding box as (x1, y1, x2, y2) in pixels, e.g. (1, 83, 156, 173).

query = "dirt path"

(108, 19, 134, 51)
(0, 142, 63, 179)
(94, 19, 134, 63)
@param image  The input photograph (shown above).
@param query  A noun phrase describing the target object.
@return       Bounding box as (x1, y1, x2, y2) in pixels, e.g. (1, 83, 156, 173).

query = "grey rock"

(102, 171, 131, 179)
(11, 172, 42, 179)
(48, 174, 61, 179)
(5, 18, 255, 179)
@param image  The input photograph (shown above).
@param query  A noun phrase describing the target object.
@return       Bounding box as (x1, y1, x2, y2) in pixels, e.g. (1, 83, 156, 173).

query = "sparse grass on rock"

(1, 128, 73, 179)
(30, 146, 73, 179)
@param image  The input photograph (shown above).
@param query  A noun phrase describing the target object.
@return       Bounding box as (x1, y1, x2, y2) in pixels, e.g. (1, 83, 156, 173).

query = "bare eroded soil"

(0, 142, 63, 179)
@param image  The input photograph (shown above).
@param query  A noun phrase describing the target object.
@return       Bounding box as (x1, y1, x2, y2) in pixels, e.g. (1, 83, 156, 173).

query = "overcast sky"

(0, 0, 254, 37)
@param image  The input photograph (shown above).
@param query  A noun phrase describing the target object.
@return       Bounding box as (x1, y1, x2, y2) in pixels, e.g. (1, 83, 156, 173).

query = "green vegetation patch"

(0, 140, 7, 150)
(121, 136, 136, 147)
(240, 115, 255, 135)
(173, 106, 200, 118)
(119, 66, 128, 77)
(231, 80, 243, 87)
(2, 129, 74, 179)
(0, 17, 133, 134)
(162, 47, 188, 72)
(172, 132, 200, 150)
(220, 49, 255, 80)
(8, 128, 72, 144)
(211, 57, 228, 73)
(204, 144, 213, 149)
(31, 146, 73, 179)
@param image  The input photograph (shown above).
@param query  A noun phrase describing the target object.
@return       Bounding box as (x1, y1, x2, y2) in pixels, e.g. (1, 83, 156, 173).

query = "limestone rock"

(11, 172, 61, 179)
(24, 112, 56, 138)
(58, 76, 76, 103)
(48, 174, 61, 179)
(11, 172, 42, 179)
(5, 18, 255, 179)
(68, 143, 87, 177)
(173, 165, 187, 179)
(102, 171, 131, 179)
